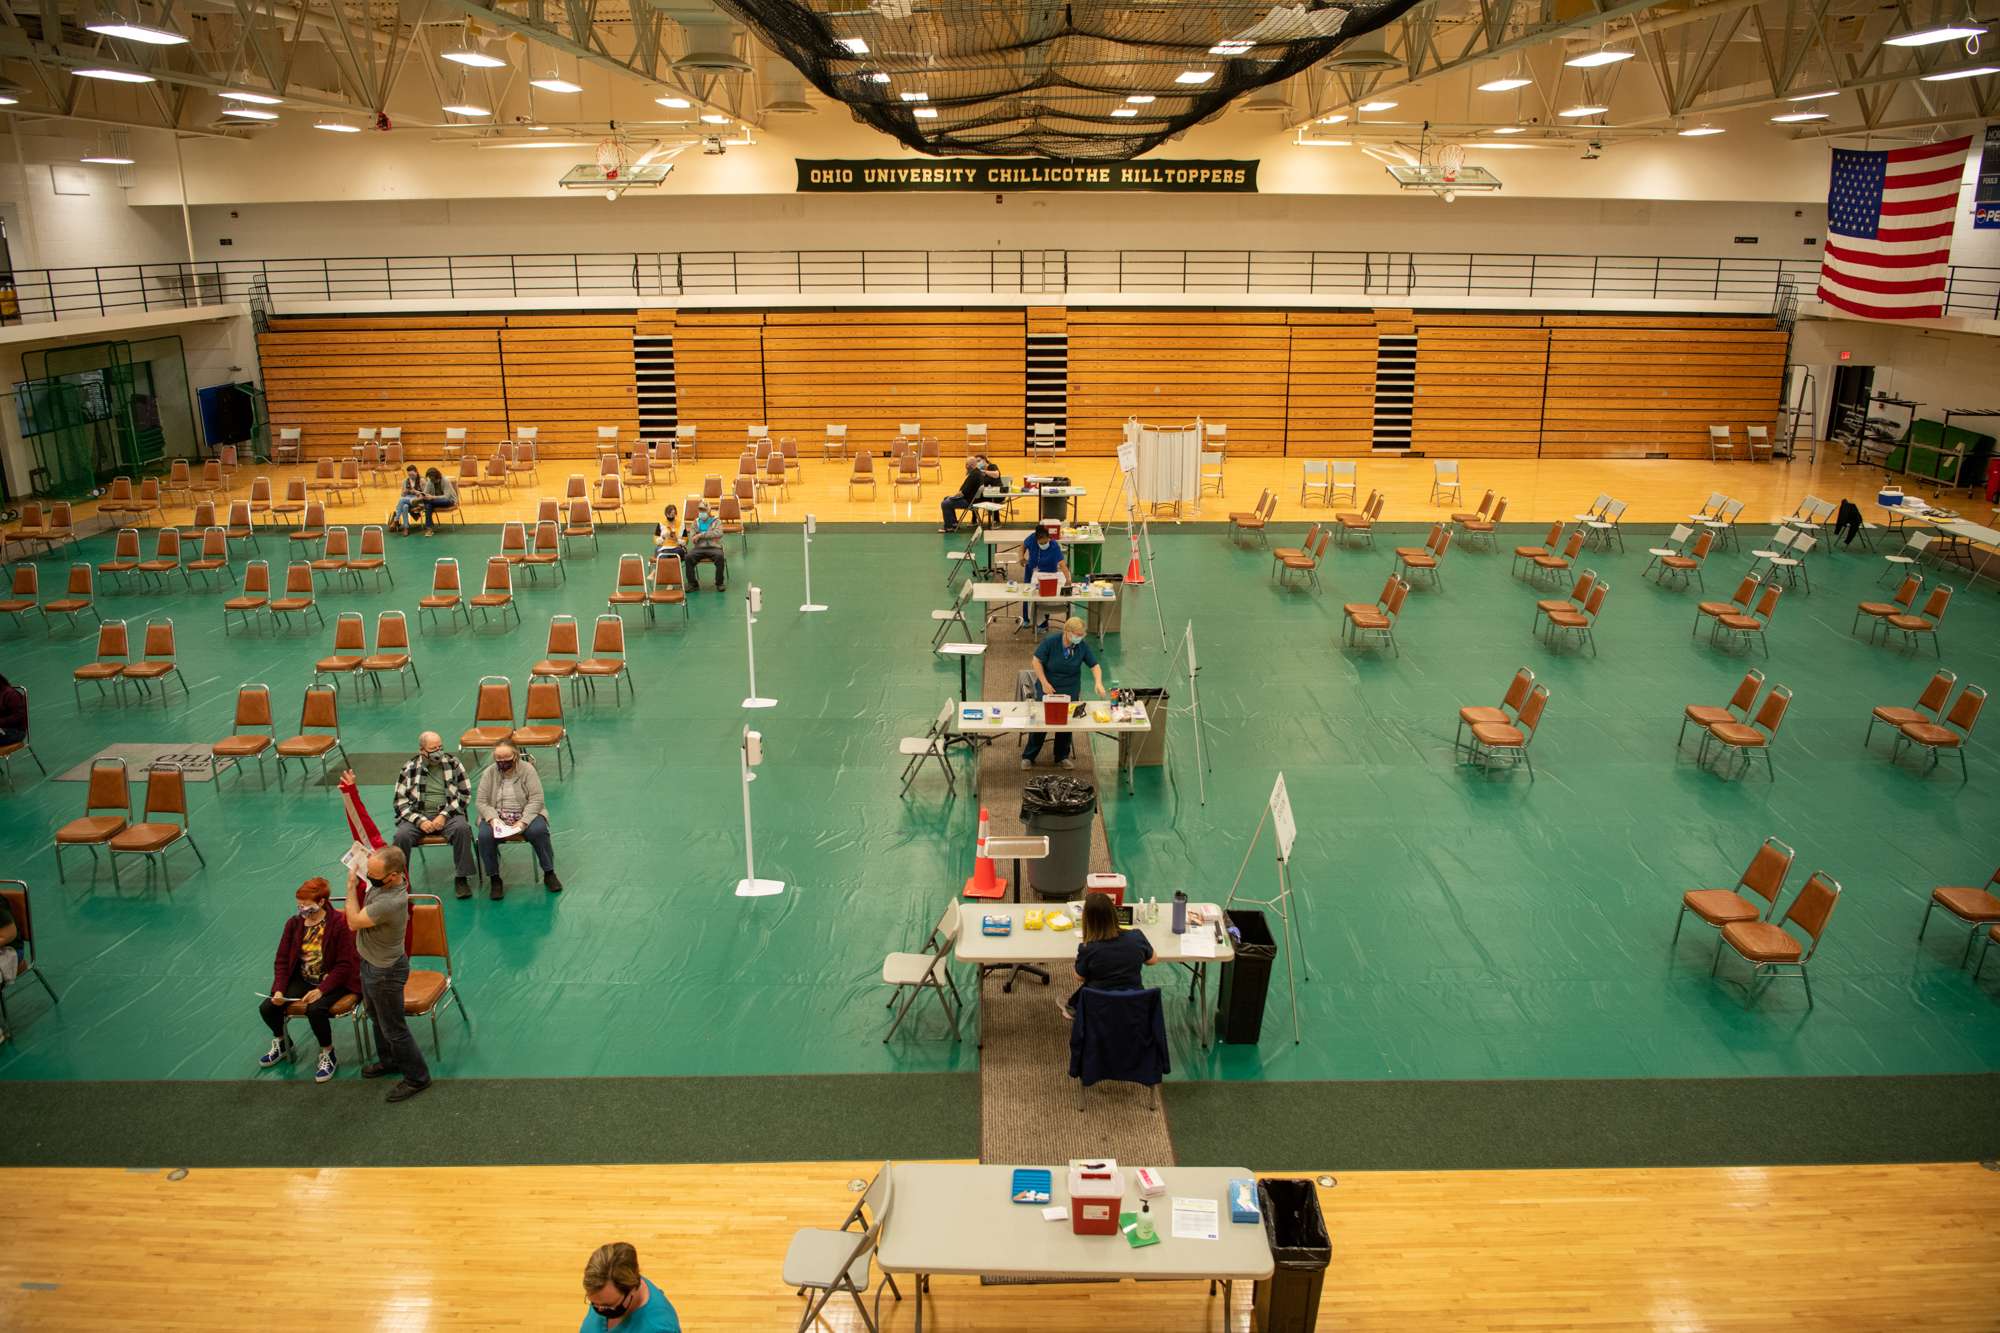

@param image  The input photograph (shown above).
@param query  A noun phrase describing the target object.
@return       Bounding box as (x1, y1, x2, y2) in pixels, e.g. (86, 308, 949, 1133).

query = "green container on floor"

(1070, 539, 1102, 577)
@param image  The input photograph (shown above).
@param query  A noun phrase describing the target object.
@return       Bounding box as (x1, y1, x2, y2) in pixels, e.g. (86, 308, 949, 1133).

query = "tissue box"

(980, 915, 1013, 937)
(1228, 1178, 1261, 1223)
(1067, 1159, 1123, 1236)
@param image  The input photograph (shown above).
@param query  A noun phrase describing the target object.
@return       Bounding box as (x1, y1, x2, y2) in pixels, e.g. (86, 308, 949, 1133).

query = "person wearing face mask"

(343, 845, 431, 1103)
(473, 743, 562, 898)
(388, 465, 423, 534)
(685, 501, 727, 591)
(1018, 521, 1069, 629)
(1023, 615, 1105, 770)
(255, 877, 361, 1084)
(390, 730, 477, 898)
(579, 1242, 681, 1332)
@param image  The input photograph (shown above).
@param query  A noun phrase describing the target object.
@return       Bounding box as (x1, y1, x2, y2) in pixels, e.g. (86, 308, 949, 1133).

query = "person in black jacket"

(1061, 891, 1154, 1019)
(0, 673, 26, 748)
(256, 877, 362, 1084)
(940, 455, 1000, 533)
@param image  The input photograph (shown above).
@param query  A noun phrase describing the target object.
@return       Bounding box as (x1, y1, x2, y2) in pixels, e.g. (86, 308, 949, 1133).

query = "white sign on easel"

(1270, 773, 1297, 862)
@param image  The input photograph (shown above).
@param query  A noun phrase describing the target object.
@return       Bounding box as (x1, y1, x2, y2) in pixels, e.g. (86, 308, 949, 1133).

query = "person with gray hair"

(391, 730, 476, 898)
(474, 742, 562, 899)
(343, 845, 431, 1103)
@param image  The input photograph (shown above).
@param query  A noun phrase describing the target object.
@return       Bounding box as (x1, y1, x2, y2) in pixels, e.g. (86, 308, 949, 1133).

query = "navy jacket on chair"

(1069, 986, 1170, 1088)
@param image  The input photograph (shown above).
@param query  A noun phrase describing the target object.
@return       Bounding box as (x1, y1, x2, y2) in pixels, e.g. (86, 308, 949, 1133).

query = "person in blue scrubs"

(1025, 615, 1105, 769)
(580, 1242, 681, 1332)
(1019, 520, 1070, 629)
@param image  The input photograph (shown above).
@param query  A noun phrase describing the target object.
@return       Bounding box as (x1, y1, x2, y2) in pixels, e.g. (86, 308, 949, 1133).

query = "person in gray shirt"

(474, 743, 563, 898)
(343, 845, 431, 1103)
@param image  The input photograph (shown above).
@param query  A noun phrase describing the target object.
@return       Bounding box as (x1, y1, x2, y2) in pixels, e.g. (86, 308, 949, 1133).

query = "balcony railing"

(6, 249, 1999, 325)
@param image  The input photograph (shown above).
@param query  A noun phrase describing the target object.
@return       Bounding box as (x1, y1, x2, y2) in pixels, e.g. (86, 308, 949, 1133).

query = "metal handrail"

(4, 249, 1999, 325)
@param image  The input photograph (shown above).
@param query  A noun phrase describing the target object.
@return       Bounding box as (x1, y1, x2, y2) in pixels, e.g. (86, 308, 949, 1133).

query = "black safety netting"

(711, 0, 1422, 160)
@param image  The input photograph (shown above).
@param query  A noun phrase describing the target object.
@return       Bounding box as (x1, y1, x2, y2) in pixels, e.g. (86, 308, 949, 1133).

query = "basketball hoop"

(595, 137, 628, 181)
(1439, 144, 1465, 183)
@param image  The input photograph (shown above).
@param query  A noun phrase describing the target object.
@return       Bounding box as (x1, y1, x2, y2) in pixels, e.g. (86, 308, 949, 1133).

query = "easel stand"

(1162, 619, 1217, 805)
(1223, 804, 1307, 1044)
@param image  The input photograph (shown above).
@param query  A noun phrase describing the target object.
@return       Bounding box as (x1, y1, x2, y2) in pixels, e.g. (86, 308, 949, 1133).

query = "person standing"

(256, 876, 361, 1084)
(940, 454, 999, 533)
(474, 743, 562, 898)
(579, 1243, 681, 1332)
(1018, 521, 1069, 629)
(343, 845, 431, 1103)
(391, 731, 477, 899)
(1023, 616, 1104, 770)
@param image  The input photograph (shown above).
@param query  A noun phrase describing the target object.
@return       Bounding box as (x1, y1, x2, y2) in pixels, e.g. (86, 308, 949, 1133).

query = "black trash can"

(1217, 909, 1277, 1044)
(1019, 775, 1096, 900)
(1252, 1178, 1331, 1333)
(1038, 475, 1071, 524)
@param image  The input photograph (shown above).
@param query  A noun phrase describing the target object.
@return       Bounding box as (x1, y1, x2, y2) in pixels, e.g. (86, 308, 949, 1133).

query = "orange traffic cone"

(1123, 530, 1146, 585)
(962, 806, 1004, 899)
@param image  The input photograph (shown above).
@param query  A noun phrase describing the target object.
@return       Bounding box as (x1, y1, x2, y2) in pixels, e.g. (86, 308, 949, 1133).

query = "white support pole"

(800, 513, 826, 612)
(742, 585, 777, 708)
(735, 726, 784, 897)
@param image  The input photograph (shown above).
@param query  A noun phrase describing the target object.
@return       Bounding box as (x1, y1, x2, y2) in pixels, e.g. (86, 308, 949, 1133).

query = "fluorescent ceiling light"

(1885, 23, 1986, 47)
(441, 46, 506, 68)
(441, 103, 491, 117)
(913, 106, 937, 119)
(1462, 142, 1540, 150)
(80, 153, 135, 164)
(1209, 40, 1255, 55)
(73, 67, 156, 83)
(1921, 64, 2000, 80)
(219, 90, 282, 105)
(899, 91, 928, 101)
(530, 76, 583, 94)
(1129, 95, 1156, 104)
(84, 18, 187, 45)
(1111, 107, 1138, 118)
(1486, 125, 1526, 134)
(868, 72, 891, 83)
(1558, 104, 1608, 117)
(1318, 112, 1346, 123)
(1565, 49, 1633, 67)
(700, 112, 730, 124)
(222, 107, 278, 120)
(655, 95, 691, 108)
(1769, 110, 1828, 122)
(1298, 138, 1350, 147)
(1787, 89, 1838, 101)
(1357, 100, 1397, 111)
(838, 37, 869, 55)
(1678, 125, 1725, 136)
(314, 119, 362, 133)
(1175, 70, 1214, 84)
(0, 93, 19, 106)
(1477, 76, 1531, 92)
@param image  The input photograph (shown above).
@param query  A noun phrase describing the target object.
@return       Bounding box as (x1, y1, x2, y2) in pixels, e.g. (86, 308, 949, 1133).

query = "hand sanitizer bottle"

(1134, 1199, 1156, 1242)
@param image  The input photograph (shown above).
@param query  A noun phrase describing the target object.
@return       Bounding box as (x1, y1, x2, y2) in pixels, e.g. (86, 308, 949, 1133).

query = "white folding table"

(875, 1162, 1273, 1332)
(951, 698, 1150, 793)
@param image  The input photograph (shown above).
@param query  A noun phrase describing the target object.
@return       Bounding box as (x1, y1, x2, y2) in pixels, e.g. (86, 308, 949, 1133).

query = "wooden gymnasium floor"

(13, 446, 1998, 1330)
(6, 1160, 1996, 1329)
(71, 444, 1995, 533)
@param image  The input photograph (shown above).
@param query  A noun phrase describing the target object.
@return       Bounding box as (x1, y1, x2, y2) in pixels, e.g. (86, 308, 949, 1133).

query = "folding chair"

(419, 557, 471, 630)
(0, 563, 41, 630)
(121, 619, 187, 706)
(1299, 460, 1331, 507)
(72, 619, 131, 707)
(1542, 580, 1606, 656)
(882, 902, 963, 1041)
(361, 610, 420, 698)
(1511, 521, 1563, 578)
(1695, 573, 1760, 640)
(1918, 868, 2000, 968)
(1712, 872, 1840, 1007)
(212, 682, 275, 787)
(0, 881, 62, 1033)
(1879, 531, 1934, 584)
(0, 686, 44, 786)
(314, 612, 369, 695)
(96, 528, 143, 589)
(1708, 425, 1736, 461)
(898, 702, 959, 799)
(1866, 668, 1955, 747)
(1342, 576, 1407, 654)
(1681, 668, 1764, 749)
(136, 527, 186, 590)
(532, 616, 582, 694)
(1672, 836, 1795, 962)
(268, 562, 325, 632)
(1456, 667, 1535, 757)
(1466, 683, 1548, 779)
(42, 562, 99, 631)
(310, 527, 352, 587)
(931, 583, 973, 647)
(1854, 573, 1922, 641)
(576, 613, 634, 704)
(563, 499, 599, 557)
(107, 764, 206, 892)
(650, 554, 689, 625)
(275, 684, 350, 786)
(512, 681, 573, 777)
(470, 556, 521, 628)
(1700, 683, 1790, 779)
(404, 895, 472, 1057)
(1328, 460, 1358, 508)
(783, 1164, 901, 1333)
(1893, 683, 1985, 781)
(1429, 460, 1462, 506)
(53, 757, 131, 882)
(1710, 582, 1781, 656)
(1199, 450, 1225, 499)
(1459, 496, 1506, 550)
(223, 560, 271, 633)
(1882, 584, 1952, 656)
(1451, 489, 1494, 525)
(459, 675, 517, 757)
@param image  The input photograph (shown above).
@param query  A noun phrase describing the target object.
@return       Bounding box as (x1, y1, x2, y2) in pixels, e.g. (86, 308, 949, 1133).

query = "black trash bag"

(1020, 775, 1096, 818)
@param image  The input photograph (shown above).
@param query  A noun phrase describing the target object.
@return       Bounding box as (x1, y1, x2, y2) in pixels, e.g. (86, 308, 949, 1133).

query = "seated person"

(0, 889, 18, 1046)
(1062, 891, 1155, 1019)
(475, 743, 562, 898)
(388, 465, 423, 533)
(418, 467, 458, 534)
(685, 503, 727, 592)
(940, 454, 1000, 533)
(0, 671, 27, 748)
(652, 504, 686, 563)
(1023, 616, 1104, 771)
(390, 731, 478, 898)
(256, 876, 361, 1084)
(1019, 521, 1068, 627)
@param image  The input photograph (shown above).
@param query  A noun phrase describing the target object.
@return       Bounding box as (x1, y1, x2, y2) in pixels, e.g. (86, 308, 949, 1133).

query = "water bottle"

(1172, 891, 1188, 935)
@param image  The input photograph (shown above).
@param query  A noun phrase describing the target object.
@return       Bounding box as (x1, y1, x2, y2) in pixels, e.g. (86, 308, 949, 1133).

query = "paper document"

(1002, 715, 1029, 728)
(340, 840, 372, 879)
(490, 819, 524, 840)
(1171, 1197, 1220, 1241)
(1181, 928, 1219, 959)
(1041, 1206, 1068, 1222)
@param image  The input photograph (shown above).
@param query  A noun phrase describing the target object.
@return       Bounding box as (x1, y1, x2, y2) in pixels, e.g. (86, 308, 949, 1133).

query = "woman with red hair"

(256, 877, 361, 1084)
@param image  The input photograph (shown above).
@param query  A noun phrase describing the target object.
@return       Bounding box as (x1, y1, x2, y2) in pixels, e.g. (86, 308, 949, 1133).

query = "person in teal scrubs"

(1019, 521, 1069, 628)
(580, 1243, 681, 1332)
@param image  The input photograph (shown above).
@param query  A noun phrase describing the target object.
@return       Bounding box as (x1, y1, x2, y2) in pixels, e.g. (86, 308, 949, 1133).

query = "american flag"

(1818, 135, 1971, 320)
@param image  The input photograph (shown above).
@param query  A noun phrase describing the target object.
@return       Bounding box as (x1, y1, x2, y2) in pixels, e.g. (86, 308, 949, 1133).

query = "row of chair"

(1674, 837, 1835, 1004)
(70, 619, 187, 708)
(1855, 575, 1953, 656)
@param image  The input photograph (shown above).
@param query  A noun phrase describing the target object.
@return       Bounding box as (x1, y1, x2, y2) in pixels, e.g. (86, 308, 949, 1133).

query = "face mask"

(423, 749, 442, 765)
(496, 760, 515, 772)
(299, 903, 321, 918)
(1064, 634, 1081, 648)
(591, 1290, 632, 1320)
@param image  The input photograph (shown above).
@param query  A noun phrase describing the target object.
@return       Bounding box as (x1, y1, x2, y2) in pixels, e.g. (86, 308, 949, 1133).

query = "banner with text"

(796, 159, 1258, 194)
(1975, 123, 2000, 229)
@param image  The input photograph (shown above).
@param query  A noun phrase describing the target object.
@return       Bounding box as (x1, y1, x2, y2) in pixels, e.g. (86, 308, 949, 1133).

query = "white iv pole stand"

(1162, 619, 1216, 805)
(734, 726, 785, 897)
(799, 513, 827, 613)
(742, 585, 777, 709)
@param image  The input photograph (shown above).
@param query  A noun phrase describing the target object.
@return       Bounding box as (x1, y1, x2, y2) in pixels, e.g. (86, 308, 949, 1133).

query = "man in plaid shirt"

(390, 730, 478, 898)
